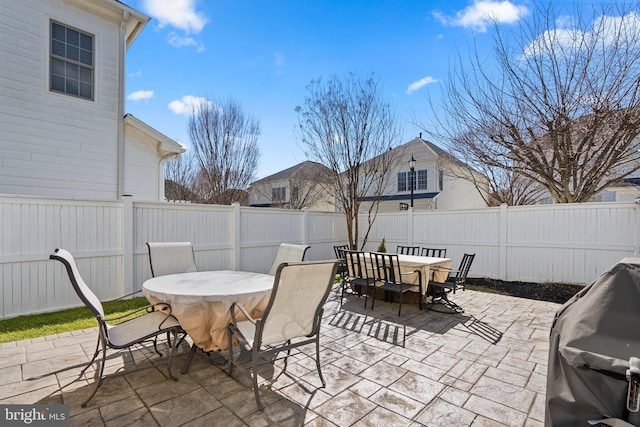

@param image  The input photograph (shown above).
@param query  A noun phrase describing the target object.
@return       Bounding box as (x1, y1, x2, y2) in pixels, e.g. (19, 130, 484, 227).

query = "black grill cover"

(546, 258, 640, 426)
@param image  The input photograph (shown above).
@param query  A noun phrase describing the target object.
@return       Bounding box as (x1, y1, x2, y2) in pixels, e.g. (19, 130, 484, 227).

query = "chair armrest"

(103, 302, 175, 324)
(230, 302, 257, 326)
(106, 289, 143, 302)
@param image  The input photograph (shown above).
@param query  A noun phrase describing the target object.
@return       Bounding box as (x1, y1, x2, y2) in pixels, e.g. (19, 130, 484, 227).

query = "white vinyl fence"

(1, 193, 638, 318)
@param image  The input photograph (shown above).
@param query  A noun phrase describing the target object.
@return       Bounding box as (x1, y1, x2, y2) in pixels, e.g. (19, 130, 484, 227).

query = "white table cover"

(143, 270, 273, 352)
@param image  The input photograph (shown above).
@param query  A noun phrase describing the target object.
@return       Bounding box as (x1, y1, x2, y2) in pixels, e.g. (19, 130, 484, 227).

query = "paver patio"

(0, 285, 560, 426)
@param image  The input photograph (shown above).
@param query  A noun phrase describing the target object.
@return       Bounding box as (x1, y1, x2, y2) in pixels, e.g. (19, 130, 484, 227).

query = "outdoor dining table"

(396, 253, 452, 295)
(363, 253, 452, 300)
(142, 270, 274, 353)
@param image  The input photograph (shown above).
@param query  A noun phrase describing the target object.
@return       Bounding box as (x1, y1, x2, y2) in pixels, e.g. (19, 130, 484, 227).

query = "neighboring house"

(0, 0, 184, 201)
(249, 161, 335, 211)
(360, 136, 489, 212)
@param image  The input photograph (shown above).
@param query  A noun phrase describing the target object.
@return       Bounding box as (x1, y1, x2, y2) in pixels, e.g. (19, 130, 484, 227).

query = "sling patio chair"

(333, 244, 350, 282)
(227, 260, 339, 410)
(427, 253, 475, 313)
(267, 242, 310, 275)
(50, 248, 181, 407)
(146, 241, 198, 277)
(146, 241, 197, 349)
(396, 245, 420, 255)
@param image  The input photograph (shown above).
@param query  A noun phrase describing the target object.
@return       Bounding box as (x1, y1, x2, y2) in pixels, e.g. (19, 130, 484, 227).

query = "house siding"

(124, 127, 163, 201)
(0, 0, 121, 199)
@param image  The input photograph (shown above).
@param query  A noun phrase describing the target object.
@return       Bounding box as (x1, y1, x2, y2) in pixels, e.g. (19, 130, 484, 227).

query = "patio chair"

(427, 253, 475, 313)
(369, 252, 422, 316)
(267, 243, 310, 275)
(49, 248, 181, 407)
(146, 241, 196, 348)
(333, 244, 349, 281)
(343, 250, 374, 308)
(146, 241, 197, 277)
(227, 260, 339, 410)
(396, 245, 420, 256)
(421, 247, 447, 258)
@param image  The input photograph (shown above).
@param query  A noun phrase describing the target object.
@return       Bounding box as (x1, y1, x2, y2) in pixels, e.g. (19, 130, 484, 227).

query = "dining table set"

(142, 247, 454, 363)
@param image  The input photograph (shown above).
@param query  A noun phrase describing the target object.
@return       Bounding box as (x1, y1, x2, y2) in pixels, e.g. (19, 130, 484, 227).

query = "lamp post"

(409, 155, 416, 208)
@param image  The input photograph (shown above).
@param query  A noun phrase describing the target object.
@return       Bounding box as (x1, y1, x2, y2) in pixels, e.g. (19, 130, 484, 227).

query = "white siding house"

(360, 137, 488, 212)
(0, 0, 183, 201)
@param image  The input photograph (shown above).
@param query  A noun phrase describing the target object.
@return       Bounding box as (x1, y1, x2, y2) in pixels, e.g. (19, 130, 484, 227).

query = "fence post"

(499, 204, 508, 280)
(636, 202, 640, 257)
(302, 208, 309, 245)
(407, 207, 414, 246)
(122, 194, 134, 296)
(232, 203, 241, 271)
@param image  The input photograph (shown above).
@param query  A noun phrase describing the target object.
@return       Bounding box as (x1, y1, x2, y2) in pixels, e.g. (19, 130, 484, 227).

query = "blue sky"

(123, 0, 539, 179)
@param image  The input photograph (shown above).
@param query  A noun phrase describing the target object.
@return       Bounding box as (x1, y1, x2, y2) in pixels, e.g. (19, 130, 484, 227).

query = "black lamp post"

(409, 155, 416, 208)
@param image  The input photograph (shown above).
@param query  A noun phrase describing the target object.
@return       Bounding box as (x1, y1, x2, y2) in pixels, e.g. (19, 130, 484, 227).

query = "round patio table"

(143, 270, 274, 352)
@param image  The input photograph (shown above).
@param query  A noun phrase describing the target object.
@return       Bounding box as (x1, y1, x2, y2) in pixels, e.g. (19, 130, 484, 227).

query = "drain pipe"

(117, 11, 129, 199)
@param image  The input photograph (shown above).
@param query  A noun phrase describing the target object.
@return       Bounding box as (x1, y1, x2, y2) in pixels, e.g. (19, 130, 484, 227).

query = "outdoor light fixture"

(409, 155, 416, 208)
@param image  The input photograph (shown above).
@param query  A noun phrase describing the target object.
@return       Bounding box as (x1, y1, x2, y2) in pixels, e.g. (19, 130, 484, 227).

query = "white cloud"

(407, 76, 438, 94)
(168, 95, 210, 115)
(127, 90, 154, 101)
(168, 33, 197, 48)
(142, 0, 207, 33)
(129, 70, 142, 78)
(434, 0, 529, 32)
(523, 11, 640, 58)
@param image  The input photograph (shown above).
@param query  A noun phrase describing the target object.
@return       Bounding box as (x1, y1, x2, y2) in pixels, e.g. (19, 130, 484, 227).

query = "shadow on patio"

(0, 285, 559, 426)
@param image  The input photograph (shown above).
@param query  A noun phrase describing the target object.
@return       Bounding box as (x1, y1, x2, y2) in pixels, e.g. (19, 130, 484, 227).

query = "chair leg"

(81, 334, 107, 407)
(315, 334, 326, 388)
(227, 330, 234, 376)
(181, 343, 198, 374)
(167, 330, 178, 381)
(252, 348, 264, 411)
(80, 337, 101, 376)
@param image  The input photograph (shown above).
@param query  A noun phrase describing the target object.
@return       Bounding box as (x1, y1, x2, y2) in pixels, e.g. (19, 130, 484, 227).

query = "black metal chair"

(396, 245, 420, 255)
(344, 250, 375, 308)
(333, 244, 349, 282)
(369, 252, 422, 316)
(428, 253, 475, 313)
(421, 247, 447, 258)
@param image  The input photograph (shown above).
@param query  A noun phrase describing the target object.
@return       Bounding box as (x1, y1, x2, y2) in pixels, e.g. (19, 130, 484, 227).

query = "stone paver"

(0, 287, 560, 425)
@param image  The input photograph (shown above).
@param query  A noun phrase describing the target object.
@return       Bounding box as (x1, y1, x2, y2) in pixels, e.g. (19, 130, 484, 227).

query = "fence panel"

(0, 196, 122, 318)
(132, 202, 234, 288)
(1, 194, 638, 319)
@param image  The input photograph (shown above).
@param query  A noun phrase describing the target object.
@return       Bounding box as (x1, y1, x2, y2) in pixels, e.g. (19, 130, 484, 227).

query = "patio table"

(142, 270, 273, 352)
(362, 253, 452, 300)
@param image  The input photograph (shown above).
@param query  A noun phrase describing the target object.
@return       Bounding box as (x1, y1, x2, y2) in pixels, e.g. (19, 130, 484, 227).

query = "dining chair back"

(421, 247, 447, 258)
(396, 245, 420, 255)
(428, 253, 476, 313)
(333, 244, 349, 281)
(343, 250, 373, 307)
(50, 248, 181, 407)
(267, 243, 310, 275)
(146, 241, 197, 277)
(227, 260, 339, 410)
(369, 252, 422, 315)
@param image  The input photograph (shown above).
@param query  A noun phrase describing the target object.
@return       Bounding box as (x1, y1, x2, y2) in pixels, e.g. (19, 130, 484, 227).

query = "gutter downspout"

(117, 11, 129, 199)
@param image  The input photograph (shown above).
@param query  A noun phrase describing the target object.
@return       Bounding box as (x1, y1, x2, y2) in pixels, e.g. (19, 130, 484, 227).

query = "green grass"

(0, 297, 150, 344)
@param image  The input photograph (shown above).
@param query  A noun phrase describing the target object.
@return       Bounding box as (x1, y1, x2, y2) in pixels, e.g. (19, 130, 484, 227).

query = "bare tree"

(188, 97, 260, 205)
(296, 73, 401, 249)
(164, 153, 201, 202)
(429, 2, 640, 204)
